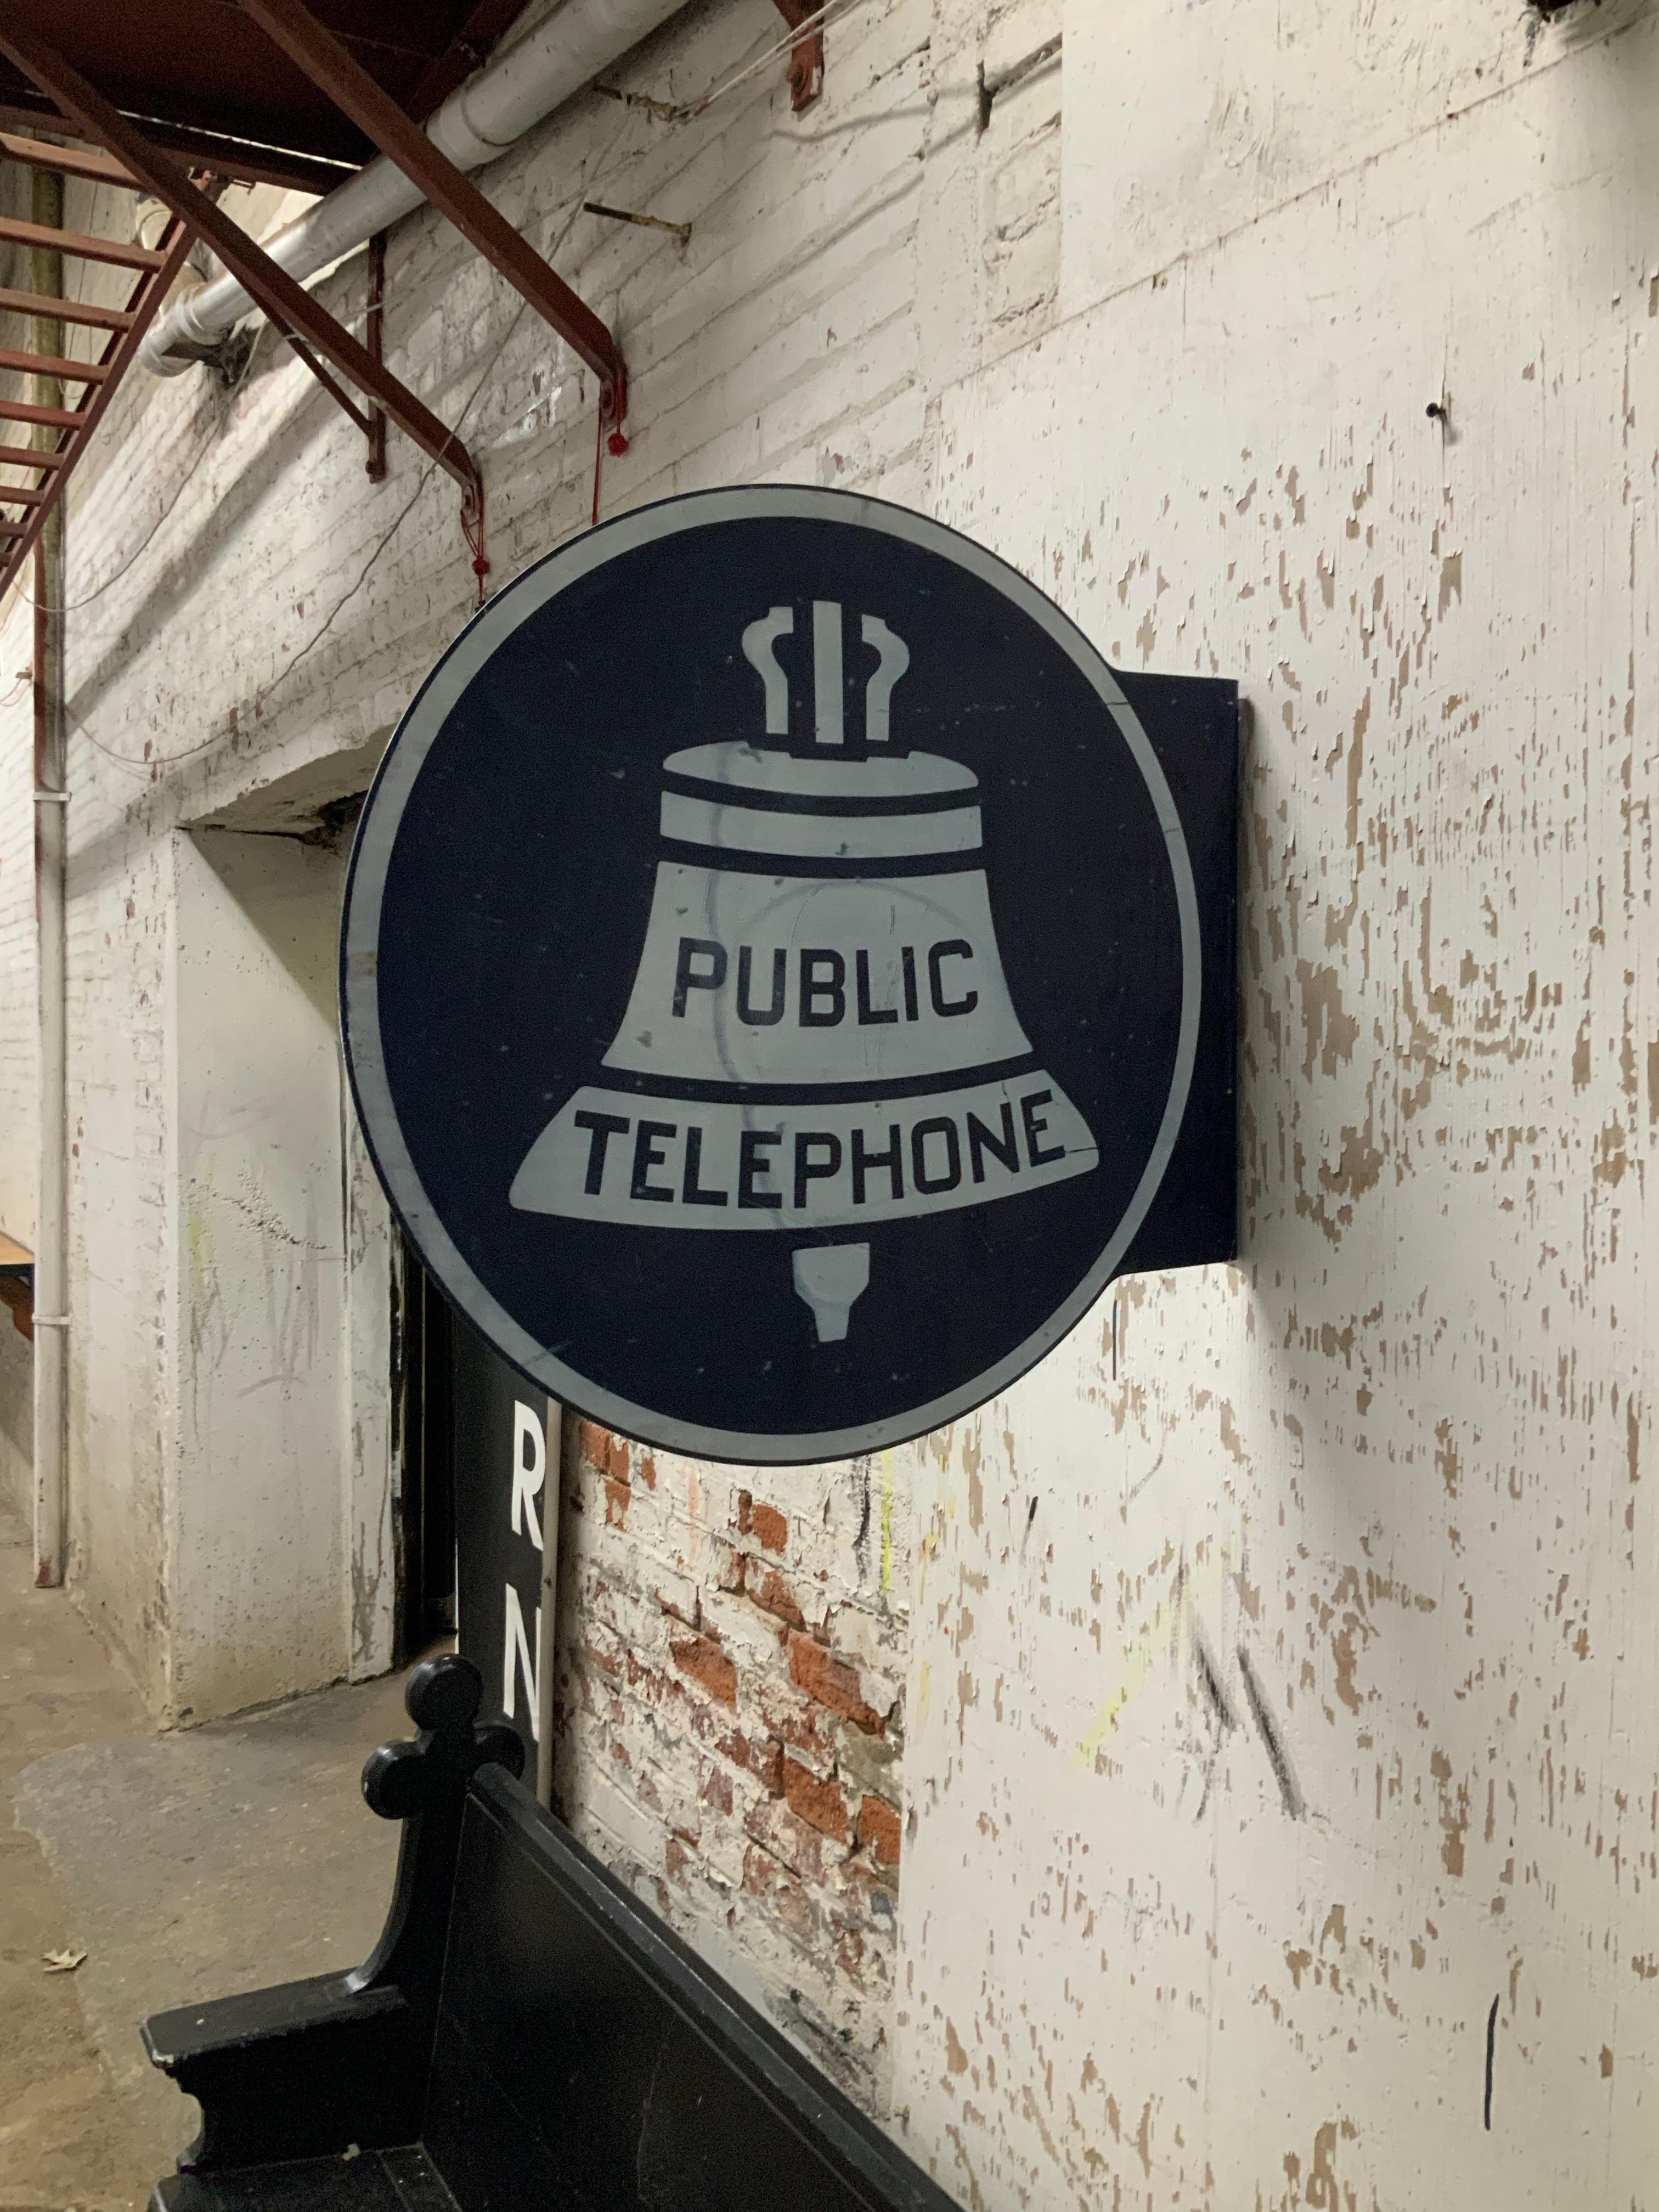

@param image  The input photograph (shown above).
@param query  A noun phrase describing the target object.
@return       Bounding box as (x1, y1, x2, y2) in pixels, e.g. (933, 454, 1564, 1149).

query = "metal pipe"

(140, 0, 692, 375)
(31, 166, 67, 1589)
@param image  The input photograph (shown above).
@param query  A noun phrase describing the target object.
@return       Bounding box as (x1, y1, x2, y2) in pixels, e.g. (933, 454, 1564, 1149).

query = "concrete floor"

(0, 1498, 411, 2210)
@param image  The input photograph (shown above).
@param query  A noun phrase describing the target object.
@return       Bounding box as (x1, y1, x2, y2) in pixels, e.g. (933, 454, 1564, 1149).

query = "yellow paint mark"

(1073, 1534, 1237, 1768)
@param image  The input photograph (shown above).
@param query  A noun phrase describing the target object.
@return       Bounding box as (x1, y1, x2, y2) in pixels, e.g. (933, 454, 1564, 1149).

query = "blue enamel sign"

(342, 487, 1235, 1465)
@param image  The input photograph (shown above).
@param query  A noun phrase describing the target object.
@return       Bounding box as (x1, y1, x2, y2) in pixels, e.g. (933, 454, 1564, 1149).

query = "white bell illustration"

(511, 601, 1099, 1342)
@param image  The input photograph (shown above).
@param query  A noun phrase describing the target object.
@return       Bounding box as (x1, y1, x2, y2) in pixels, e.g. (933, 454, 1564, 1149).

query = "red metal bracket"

(270, 232, 387, 483)
(239, 0, 628, 430)
(0, 21, 488, 572)
(772, 1, 824, 112)
(365, 231, 388, 483)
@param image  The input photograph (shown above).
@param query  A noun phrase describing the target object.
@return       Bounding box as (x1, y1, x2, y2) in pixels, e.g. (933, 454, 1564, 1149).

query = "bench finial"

(362, 1654, 526, 1821)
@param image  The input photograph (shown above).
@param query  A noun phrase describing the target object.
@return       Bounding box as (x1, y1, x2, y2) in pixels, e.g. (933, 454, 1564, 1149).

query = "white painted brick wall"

(1, 0, 1654, 2199)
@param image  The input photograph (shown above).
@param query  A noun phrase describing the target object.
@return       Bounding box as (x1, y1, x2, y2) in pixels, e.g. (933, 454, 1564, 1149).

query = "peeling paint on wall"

(0, 0, 1653, 2197)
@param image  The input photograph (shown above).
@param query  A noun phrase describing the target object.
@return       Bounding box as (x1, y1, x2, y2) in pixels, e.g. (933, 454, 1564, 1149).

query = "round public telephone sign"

(342, 486, 1229, 1465)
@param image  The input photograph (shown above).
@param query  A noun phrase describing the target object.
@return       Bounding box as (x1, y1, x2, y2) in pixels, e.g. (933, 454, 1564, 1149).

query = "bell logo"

(509, 601, 1098, 1343)
(342, 487, 1235, 1466)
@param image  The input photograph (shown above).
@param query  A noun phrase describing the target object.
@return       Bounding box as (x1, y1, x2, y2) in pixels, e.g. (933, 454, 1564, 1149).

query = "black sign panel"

(452, 1313, 553, 1767)
(342, 487, 1235, 1465)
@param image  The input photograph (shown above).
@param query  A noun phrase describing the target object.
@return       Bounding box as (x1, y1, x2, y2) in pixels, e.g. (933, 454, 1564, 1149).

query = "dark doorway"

(394, 1235, 458, 1663)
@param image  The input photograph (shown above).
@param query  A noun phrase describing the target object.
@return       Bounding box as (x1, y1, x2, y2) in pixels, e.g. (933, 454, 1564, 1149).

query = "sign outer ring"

(341, 485, 1203, 1466)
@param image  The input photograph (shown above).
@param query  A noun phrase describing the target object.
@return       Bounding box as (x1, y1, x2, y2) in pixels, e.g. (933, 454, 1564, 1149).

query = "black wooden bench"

(142, 1654, 953, 2212)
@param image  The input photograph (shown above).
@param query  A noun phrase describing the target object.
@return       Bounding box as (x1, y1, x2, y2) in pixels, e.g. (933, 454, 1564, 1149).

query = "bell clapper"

(792, 1243, 871, 1344)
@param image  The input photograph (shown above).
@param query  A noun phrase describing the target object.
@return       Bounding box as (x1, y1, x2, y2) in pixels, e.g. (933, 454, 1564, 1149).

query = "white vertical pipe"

(31, 169, 68, 1589)
(139, 0, 694, 374)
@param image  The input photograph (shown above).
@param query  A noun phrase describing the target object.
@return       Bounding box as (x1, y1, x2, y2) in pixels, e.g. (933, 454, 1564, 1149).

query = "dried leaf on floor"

(42, 1946, 87, 1973)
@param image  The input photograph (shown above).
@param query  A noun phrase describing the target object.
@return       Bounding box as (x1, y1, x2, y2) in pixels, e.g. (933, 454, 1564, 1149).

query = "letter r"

(511, 1402, 546, 1552)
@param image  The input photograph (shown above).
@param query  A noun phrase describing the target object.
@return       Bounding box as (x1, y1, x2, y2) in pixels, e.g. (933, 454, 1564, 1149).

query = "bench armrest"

(143, 1968, 405, 2068)
(143, 1972, 423, 2170)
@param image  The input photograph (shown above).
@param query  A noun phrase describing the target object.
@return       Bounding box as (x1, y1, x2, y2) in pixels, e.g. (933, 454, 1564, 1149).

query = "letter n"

(504, 1582, 541, 1743)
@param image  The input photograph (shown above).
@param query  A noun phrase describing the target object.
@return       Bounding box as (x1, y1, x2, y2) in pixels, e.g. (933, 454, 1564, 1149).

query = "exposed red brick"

(751, 1501, 788, 1554)
(736, 1488, 753, 1534)
(834, 1923, 867, 1984)
(856, 1793, 901, 1866)
(776, 1877, 817, 1944)
(788, 1632, 882, 1733)
(744, 1795, 826, 1884)
(637, 1665, 734, 1757)
(716, 1726, 782, 1796)
(580, 1629, 623, 1681)
(755, 1679, 831, 1758)
(580, 1419, 633, 1488)
(742, 1845, 818, 1944)
(672, 1633, 737, 1707)
(783, 1757, 849, 1841)
(700, 1763, 734, 1817)
(604, 1475, 629, 1527)
(715, 1726, 752, 1770)
(720, 1728, 781, 1791)
(664, 1835, 689, 1883)
(748, 1565, 805, 1629)
(755, 1735, 785, 1795)
(637, 1451, 658, 1491)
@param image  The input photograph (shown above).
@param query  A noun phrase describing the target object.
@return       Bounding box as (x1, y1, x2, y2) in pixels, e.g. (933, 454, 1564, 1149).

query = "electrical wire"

(74, 117, 637, 774)
(12, 5, 808, 640)
(628, 0, 872, 122)
(13, 318, 272, 619)
(70, 311, 521, 776)
(244, 297, 531, 727)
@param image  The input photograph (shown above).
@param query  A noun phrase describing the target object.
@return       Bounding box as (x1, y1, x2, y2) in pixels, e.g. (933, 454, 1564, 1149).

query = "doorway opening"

(394, 1237, 458, 1663)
